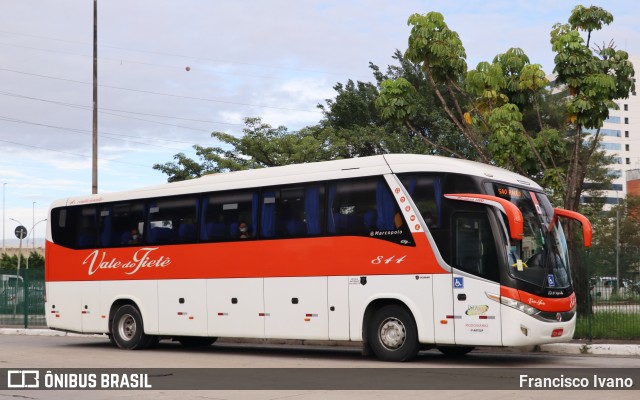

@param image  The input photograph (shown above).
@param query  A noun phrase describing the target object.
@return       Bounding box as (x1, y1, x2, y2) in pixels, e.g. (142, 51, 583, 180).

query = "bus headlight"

(500, 297, 539, 316)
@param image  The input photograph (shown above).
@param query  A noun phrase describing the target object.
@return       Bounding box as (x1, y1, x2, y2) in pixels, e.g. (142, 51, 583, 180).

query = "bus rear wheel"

(111, 304, 152, 350)
(368, 304, 419, 362)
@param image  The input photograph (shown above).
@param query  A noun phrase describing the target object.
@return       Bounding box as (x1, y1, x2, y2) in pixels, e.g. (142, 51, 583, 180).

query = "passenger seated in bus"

(128, 228, 142, 245)
(237, 221, 252, 239)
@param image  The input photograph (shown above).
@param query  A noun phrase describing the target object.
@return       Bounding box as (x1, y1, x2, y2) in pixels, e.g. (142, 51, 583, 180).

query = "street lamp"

(615, 191, 620, 293)
(8, 217, 26, 317)
(2, 182, 6, 252)
(32, 202, 35, 249)
(25, 218, 46, 270)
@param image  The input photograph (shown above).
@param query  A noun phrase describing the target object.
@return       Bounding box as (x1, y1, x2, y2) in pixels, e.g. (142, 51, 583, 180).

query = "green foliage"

(568, 5, 613, 32)
(405, 12, 467, 81)
(153, 117, 336, 180)
(0, 253, 18, 271)
(575, 312, 640, 340)
(588, 196, 640, 279)
(317, 80, 381, 129)
(551, 5, 635, 131)
(155, 50, 458, 182)
(0, 251, 43, 272)
(376, 78, 418, 121)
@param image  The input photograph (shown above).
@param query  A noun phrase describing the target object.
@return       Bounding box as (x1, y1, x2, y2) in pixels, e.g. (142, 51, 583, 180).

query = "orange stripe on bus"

(45, 233, 445, 282)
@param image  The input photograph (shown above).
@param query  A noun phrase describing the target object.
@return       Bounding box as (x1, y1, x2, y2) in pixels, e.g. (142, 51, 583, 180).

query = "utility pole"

(92, 0, 98, 194)
(2, 182, 6, 252)
(32, 201, 35, 249)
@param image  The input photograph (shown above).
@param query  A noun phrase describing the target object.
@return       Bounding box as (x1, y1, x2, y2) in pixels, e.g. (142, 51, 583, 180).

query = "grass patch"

(574, 312, 640, 339)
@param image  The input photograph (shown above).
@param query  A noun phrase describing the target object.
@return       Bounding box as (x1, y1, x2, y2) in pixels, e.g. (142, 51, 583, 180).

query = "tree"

(0, 253, 18, 272)
(377, 6, 634, 314)
(153, 117, 336, 180)
(377, 12, 569, 191)
(549, 5, 635, 313)
(155, 60, 448, 181)
(0, 251, 43, 273)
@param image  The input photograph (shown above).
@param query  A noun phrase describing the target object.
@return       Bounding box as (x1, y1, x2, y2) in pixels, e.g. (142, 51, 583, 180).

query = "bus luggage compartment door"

(264, 277, 328, 340)
(158, 279, 207, 336)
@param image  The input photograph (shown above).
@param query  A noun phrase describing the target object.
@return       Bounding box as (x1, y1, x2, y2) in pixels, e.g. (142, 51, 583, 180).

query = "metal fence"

(576, 267, 640, 340)
(0, 269, 46, 328)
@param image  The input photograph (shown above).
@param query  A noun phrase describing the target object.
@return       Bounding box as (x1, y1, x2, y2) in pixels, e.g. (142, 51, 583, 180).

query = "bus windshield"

(492, 184, 571, 289)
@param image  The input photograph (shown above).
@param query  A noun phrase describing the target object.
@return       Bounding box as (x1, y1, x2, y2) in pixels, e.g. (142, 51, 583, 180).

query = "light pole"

(25, 218, 46, 270)
(32, 201, 35, 249)
(92, 0, 99, 194)
(2, 182, 6, 252)
(9, 217, 26, 316)
(615, 191, 620, 293)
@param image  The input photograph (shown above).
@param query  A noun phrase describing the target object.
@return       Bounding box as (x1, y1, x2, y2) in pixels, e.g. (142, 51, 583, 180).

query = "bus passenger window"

(258, 185, 325, 239)
(75, 207, 98, 248)
(109, 202, 145, 247)
(202, 190, 257, 241)
(327, 178, 412, 245)
(147, 197, 198, 244)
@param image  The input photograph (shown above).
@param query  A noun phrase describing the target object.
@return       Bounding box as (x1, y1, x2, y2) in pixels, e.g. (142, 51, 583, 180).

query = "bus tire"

(368, 304, 419, 362)
(437, 346, 475, 356)
(176, 336, 217, 347)
(111, 304, 151, 350)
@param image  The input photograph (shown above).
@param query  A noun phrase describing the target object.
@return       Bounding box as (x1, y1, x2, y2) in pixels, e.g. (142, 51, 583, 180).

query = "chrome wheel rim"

(379, 317, 406, 350)
(117, 314, 136, 341)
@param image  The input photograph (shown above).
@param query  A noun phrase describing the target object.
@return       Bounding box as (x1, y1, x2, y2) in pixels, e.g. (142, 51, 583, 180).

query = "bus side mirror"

(444, 193, 524, 240)
(549, 208, 592, 248)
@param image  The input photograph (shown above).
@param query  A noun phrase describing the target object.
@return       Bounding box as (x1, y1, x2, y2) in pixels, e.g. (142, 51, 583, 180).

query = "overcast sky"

(1, 0, 639, 247)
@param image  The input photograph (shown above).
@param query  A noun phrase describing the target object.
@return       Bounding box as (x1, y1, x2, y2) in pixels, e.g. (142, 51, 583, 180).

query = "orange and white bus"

(45, 154, 591, 361)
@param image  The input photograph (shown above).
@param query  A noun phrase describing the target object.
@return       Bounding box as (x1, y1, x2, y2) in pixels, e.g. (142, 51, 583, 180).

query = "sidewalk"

(2, 328, 640, 356)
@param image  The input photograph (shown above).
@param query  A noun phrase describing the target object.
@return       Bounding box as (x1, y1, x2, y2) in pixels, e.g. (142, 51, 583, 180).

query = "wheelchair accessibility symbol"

(453, 277, 464, 289)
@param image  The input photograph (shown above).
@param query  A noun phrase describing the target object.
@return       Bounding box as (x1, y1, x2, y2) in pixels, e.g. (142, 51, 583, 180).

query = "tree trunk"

(563, 132, 591, 316)
(566, 223, 591, 316)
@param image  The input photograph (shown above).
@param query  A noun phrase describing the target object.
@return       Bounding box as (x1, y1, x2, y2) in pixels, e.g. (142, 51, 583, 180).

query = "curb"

(2, 328, 640, 356)
(0, 328, 104, 338)
(539, 343, 640, 356)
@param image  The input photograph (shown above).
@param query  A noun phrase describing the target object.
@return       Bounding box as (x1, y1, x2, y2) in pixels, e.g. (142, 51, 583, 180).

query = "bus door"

(451, 212, 502, 346)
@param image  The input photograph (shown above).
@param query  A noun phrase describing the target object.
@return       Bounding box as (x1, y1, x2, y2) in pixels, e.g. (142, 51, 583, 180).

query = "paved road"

(1, 335, 639, 399)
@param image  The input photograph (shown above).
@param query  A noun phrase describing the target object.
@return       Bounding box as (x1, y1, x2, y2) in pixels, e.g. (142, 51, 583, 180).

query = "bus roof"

(51, 154, 541, 208)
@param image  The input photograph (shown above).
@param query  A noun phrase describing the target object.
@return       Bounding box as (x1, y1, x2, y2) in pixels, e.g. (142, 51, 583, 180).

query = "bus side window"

(327, 177, 411, 245)
(202, 190, 257, 241)
(74, 207, 98, 248)
(327, 178, 376, 236)
(260, 184, 325, 239)
(110, 202, 145, 247)
(399, 174, 442, 229)
(147, 197, 198, 245)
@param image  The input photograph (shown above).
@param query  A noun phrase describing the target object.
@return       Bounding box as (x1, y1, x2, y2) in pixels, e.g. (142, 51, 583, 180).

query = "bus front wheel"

(368, 304, 419, 362)
(111, 304, 152, 350)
